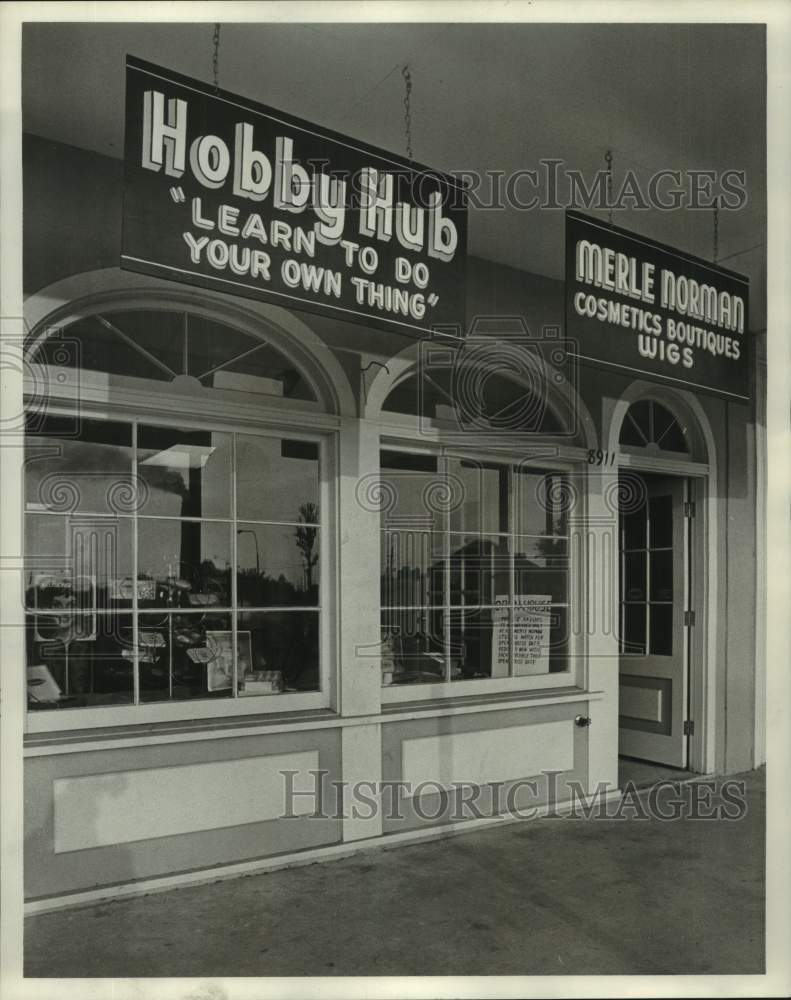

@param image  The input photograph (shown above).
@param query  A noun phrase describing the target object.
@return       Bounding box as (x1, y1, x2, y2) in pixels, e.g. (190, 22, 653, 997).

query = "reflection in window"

(380, 451, 572, 686)
(24, 414, 323, 711)
(237, 523, 320, 607)
(25, 415, 134, 516)
(236, 436, 319, 523)
(26, 613, 134, 705)
(137, 612, 233, 703)
(238, 611, 319, 693)
(137, 426, 231, 519)
(137, 520, 232, 608)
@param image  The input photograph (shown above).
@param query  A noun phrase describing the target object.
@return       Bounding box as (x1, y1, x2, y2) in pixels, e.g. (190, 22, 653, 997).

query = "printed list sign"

(122, 57, 468, 338)
(492, 594, 552, 677)
(565, 211, 750, 400)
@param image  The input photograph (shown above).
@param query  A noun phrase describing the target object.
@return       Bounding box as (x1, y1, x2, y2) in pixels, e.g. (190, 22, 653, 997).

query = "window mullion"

(132, 420, 140, 706)
(231, 433, 239, 697)
(441, 455, 451, 682)
(508, 466, 515, 678)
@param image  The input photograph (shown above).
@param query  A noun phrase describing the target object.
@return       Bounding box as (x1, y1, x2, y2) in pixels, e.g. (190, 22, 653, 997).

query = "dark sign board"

(565, 211, 750, 401)
(122, 57, 467, 338)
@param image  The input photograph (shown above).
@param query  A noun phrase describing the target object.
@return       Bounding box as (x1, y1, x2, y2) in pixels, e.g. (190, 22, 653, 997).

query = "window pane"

(137, 425, 231, 519)
(448, 534, 508, 607)
(34, 317, 173, 381)
(382, 371, 451, 419)
(381, 529, 443, 608)
(25, 416, 134, 516)
(25, 514, 134, 611)
(236, 436, 319, 524)
(657, 421, 688, 453)
(99, 310, 186, 376)
(26, 612, 134, 707)
(447, 459, 507, 533)
(505, 597, 565, 676)
(448, 606, 495, 680)
(138, 611, 234, 702)
(650, 604, 673, 656)
(381, 609, 446, 685)
(622, 603, 647, 655)
(239, 611, 319, 692)
(649, 550, 673, 602)
(622, 506, 647, 550)
(490, 604, 512, 678)
(513, 537, 569, 604)
(548, 605, 570, 674)
(653, 405, 688, 453)
(627, 400, 651, 442)
(378, 451, 443, 525)
(619, 411, 647, 446)
(138, 520, 232, 608)
(623, 551, 647, 602)
(237, 523, 319, 607)
(649, 495, 673, 548)
(514, 469, 570, 536)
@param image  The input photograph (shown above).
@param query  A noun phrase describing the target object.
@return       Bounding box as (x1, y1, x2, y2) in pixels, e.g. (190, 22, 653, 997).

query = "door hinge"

(684, 610, 696, 627)
(683, 720, 695, 736)
(684, 501, 696, 518)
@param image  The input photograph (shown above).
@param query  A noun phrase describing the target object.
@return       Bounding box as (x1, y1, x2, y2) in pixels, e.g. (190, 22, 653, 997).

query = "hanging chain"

(212, 23, 221, 93)
(402, 65, 413, 162)
(713, 197, 720, 263)
(605, 149, 613, 225)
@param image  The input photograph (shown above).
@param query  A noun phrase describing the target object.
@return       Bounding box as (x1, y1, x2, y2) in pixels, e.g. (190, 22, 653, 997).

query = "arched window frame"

(607, 384, 711, 471)
(22, 270, 355, 734)
(361, 342, 596, 704)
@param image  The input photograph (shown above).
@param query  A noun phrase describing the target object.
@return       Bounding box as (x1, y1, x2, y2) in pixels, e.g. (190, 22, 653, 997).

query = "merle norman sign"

(565, 211, 750, 401)
(122, 56, 468, 338)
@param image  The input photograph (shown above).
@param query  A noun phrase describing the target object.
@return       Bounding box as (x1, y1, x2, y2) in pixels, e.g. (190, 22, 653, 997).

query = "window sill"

(381, 671, 577, 705)
(24, 703, 340, 753)
(25, 689, 330, 737)
(381, 685, 601, 720)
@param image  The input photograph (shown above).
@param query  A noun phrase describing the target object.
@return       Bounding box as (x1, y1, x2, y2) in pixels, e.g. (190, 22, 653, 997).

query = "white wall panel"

(620, 684, 664, 722)
(401, 721, 573, 792)
(54, 751, 320, 853)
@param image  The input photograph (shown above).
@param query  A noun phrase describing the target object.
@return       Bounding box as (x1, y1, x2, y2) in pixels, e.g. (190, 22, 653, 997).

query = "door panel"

(618, 474, 688, 767)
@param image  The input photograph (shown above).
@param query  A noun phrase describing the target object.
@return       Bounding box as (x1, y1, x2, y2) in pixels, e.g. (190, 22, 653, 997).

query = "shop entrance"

(618, 471, 692, 769)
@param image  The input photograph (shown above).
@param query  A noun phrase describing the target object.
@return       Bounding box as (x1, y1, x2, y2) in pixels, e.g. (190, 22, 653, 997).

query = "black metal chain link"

(402, 65, 413, 162)
(212, 23, 221, 94)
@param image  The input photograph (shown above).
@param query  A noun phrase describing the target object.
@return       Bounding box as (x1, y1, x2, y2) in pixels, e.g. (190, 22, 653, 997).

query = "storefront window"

(380, 450, 572, 687)
(24, 412, 323, 711)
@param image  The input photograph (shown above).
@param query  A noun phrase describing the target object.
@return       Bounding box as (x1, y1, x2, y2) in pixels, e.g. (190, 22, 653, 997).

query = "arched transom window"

(618, 400, 689, 454)
(29, 308, 319, 402)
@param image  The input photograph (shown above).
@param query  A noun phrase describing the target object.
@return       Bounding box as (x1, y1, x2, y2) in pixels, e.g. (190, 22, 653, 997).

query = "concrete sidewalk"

(25, 768, 764, 977)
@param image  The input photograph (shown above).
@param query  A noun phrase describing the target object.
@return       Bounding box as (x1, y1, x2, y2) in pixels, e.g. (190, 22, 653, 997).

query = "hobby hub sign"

(122, 57, 468, 337)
